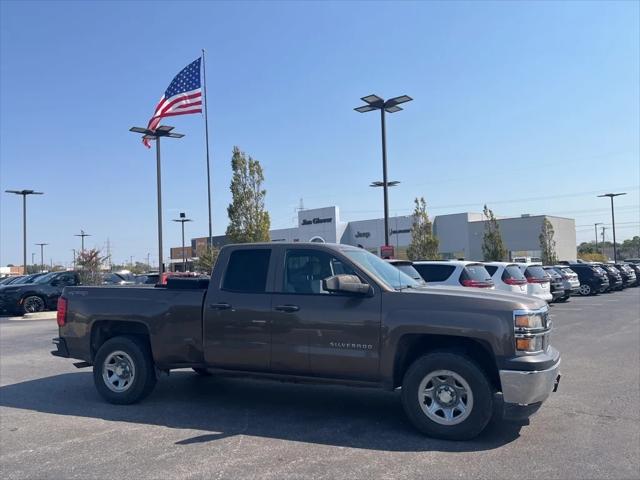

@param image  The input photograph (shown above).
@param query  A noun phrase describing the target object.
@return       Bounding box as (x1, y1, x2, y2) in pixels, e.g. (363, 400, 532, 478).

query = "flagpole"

(202, 48, 213, 247)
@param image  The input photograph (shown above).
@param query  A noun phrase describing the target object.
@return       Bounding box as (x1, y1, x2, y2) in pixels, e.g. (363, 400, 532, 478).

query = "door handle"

(209, 302, 232, 310)
(274, 304, 300, 313)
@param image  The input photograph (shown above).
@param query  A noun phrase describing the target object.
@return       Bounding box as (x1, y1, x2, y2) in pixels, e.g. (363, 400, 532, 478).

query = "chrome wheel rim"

(418, 370, 474, 426)
(102, 351, 136, 393)
(579, 285, 590, 295)
(23, 296, 44, 313)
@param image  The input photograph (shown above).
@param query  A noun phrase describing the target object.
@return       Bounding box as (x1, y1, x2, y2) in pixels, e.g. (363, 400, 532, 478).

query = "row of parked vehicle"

(388, 259, 640, 303)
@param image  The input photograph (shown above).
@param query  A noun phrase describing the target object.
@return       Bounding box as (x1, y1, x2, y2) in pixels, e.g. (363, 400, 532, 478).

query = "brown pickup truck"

(52, 242, 561, 440)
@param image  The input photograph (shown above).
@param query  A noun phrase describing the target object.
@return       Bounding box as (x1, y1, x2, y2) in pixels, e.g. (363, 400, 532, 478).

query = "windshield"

(593, 266, 607, 275)
(32, 272, 58, 284)
(342, 249, 420, 290)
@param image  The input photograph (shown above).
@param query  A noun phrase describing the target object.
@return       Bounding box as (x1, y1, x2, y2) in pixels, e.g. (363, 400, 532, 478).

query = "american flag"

(143, 58, 202, 147)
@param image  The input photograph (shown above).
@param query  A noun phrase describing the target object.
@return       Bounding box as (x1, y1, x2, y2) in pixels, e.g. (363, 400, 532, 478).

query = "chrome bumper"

(499, 358, 561, 405)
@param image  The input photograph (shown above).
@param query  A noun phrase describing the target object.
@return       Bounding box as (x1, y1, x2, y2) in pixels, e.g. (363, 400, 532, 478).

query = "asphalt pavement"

(1, 289, 639, 479)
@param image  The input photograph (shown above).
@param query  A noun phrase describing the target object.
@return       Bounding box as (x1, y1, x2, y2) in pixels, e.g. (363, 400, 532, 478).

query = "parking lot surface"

(1, 289, 639, 480)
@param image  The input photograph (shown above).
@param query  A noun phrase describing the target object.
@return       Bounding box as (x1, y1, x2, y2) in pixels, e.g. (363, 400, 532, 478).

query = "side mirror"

(323, 274, 372, 296)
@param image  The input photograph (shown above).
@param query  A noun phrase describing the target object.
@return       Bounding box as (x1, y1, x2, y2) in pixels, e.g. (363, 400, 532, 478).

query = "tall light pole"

(5, 189, 44, 274)
(173, 212, 192, 272)
(35, 243, 48, 271)
(354, 94, 412, 247)
(598, 192, 627, 262)
(75, 230, 91, 252)
(129, 125, 185, 276)
(71, 249, 76, 270)
(594, 223, 602, 253)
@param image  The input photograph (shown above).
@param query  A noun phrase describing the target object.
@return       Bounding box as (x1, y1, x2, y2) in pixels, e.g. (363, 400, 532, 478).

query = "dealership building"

(170, 205, 577, 270)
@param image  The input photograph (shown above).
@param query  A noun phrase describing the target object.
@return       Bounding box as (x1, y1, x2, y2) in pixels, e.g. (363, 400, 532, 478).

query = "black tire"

(22, 295, 45, 314)
(557, 295, 569, 303)
(578, 284, 592, 296)
(93, 336, 157, 404)
(401, 352, 493, 440)
(192, 367, 213, 376)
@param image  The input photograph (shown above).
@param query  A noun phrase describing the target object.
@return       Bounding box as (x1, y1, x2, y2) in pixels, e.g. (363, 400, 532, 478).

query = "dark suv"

(567, 264, 609, 296)
(613, 264, 637, 287)
(597, 264, 624, 291)
(0, 271, 80, 315)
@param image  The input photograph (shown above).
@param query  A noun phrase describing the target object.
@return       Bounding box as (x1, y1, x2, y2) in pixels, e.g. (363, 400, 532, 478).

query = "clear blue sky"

(1, 0, 638, 267)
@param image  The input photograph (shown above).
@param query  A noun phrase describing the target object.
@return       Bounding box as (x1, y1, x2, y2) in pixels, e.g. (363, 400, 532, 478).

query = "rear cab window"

(222, 249, 271, 293)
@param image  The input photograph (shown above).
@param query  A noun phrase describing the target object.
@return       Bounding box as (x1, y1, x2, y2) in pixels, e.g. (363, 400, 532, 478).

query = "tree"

(406, 197, 439, 260)
(577, 252, 607, 263)
(226, 146, 271, 243)
(539, 218, 558, 265)
(76, 248, 106, 285)
(194, 245, 220, 274)
(481, 205, 507, 261)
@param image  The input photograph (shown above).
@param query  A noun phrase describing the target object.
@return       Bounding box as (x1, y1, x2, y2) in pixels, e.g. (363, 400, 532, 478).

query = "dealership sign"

(301, 217, 333, 226)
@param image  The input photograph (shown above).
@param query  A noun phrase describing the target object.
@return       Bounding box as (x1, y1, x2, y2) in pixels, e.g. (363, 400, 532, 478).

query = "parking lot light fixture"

(173, 212, 193, 272)
(355, 94, 412, 247)
(129, 125, 185, 276)
(597, 193, 627, 262)
(5, 189, 44, 274)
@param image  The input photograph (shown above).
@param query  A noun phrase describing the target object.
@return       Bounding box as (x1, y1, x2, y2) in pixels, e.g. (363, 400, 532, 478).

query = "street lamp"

(354, 94, 412, 247)
(597, 192, 627, 262)
(75, 230, 91, 252)
(129, 125, 184, 276)
(594, 223, 602, 254)
(35, 243, 48, 272)
(5, 189, 44, 274)
(173, 212, 192, 272)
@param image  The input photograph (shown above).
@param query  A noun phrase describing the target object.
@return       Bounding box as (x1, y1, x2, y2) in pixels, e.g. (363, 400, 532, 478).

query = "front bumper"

(499, 358, 561, 405)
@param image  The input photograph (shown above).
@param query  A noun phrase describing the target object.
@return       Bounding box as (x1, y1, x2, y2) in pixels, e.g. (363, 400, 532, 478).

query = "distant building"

(170, 206, 577, 270)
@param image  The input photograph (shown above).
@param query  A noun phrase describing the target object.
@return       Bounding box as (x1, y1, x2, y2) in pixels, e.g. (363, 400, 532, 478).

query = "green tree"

(539, 218, 558, 265)
(481, 205, 507, 261)
(194, 245, 220, 274)
(406, 197, 439, 260)
(226, 146, 271, 243)
(621, 236, 640, 258)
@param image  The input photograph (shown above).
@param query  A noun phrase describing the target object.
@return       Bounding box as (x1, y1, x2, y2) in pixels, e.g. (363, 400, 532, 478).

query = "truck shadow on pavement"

(0, 370, 525, 452)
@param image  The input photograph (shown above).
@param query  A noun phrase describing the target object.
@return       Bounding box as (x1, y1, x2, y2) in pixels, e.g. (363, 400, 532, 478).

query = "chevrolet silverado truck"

(52, 243, 561, 440)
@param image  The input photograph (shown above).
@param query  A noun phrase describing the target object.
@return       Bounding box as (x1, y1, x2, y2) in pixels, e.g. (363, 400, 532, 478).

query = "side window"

(284, 250, 356, 294)
(222, 249, 271, 293)
(58, 273, 77, 286)
(414, 264, 456, 282)
(485, 265, 498, 276)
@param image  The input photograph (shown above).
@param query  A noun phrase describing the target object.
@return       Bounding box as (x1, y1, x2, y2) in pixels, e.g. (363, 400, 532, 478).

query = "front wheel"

(22, 295, 45, 314)
(401, 352, 493, 440)
(93, 336, 157, 404)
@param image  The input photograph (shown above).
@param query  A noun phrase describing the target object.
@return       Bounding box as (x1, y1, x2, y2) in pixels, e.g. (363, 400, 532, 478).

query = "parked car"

(624, 258, 640, 265)
(550, 266, 580, 296)
(0, 273, 45, 288)
(134, 273, 160, 285)
(412, 261, 495, 288)
(386, 260, 427, 285)
(612, 263, 637, 287)
(543, 267, 567, 302)
(0, 275, 23, 286)
(101, 272, 135, 286)
(53, 242, 561, 440)
(514, 263, 552, 302)
(0, 271, 80, 315)
(566, 263, 609, 295)
(597, 264, 623, 291)
(626, 263, 640, 286)
(483, 262, 528, 295)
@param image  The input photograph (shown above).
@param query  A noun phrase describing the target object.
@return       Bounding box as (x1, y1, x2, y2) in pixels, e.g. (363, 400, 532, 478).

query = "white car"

(515, 263, 553, 302)
(412, 261, 495, 289)
(484, 262, 529, 295)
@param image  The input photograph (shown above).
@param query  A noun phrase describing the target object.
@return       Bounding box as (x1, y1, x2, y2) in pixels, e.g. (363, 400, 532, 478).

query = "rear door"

(203, 247, 275, 371)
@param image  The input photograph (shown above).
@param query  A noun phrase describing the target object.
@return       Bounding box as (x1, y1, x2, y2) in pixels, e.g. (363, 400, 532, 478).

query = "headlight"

(514, 312, 544, 330)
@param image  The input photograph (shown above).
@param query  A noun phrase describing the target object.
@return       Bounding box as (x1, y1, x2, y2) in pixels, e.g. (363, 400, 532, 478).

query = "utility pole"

(601, 226, 607, 257)
(173, 212, 193, 272)
(594, 223, 602, 253)
(35, 243, 48, 272)
(598, 192, 627, 263)
(75, 230, 91, 252)
(72, 249, 76, 270)
(147, 253, 151, 269)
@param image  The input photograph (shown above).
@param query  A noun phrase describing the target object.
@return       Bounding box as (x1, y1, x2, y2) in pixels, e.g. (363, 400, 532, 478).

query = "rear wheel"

(401, 352, 493, 440)
(93, 336, 157, 404)
(578, 284, 592, 296)
(22, 295, 45, 314)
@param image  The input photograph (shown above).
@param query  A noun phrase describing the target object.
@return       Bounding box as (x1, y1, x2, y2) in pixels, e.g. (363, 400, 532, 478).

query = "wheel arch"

(392, 334, 500, 391)
(90, 320, 152, 362)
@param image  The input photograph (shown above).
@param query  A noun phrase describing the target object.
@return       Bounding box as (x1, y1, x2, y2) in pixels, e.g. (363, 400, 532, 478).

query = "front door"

(204, 247, 274, 371)
(270, 248, 381, 380)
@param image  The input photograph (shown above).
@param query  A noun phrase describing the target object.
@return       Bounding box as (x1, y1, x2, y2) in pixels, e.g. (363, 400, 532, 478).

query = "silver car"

(552, 266, 580, 295)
